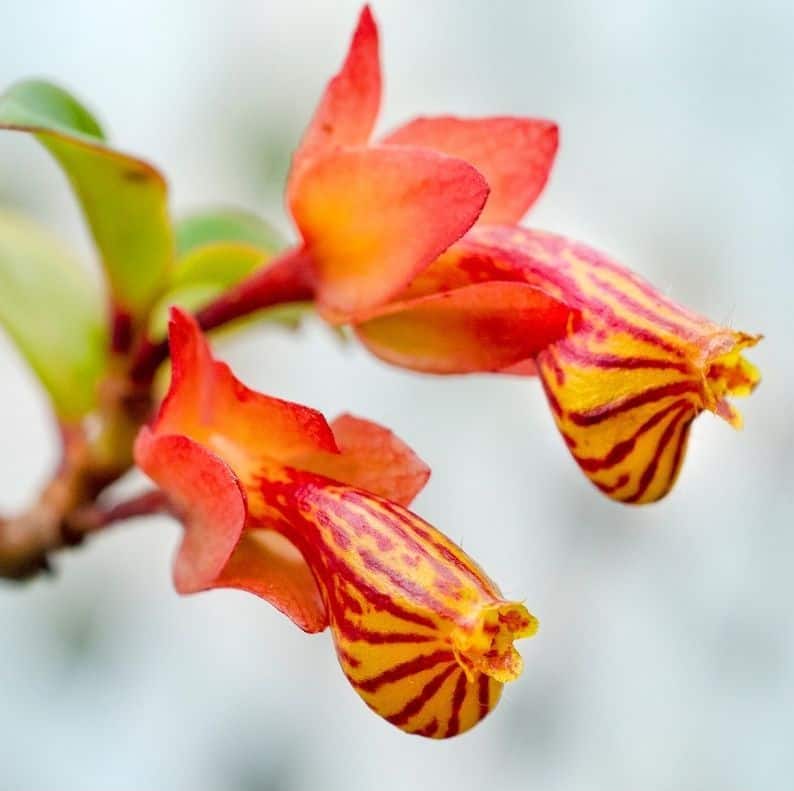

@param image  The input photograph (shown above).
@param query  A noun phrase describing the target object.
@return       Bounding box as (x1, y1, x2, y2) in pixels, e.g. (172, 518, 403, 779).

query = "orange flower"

(197, 4, 569, 357)
(285, 6, 561, 323)
(355, 226, 760, 503)
(195, 5, 760, 505)
(134, 309, 537, 737)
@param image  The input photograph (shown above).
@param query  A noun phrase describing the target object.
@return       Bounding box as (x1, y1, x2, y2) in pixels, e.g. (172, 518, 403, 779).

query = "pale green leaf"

(0, 80, 174, 315)
(175, 207, 286, 257)
(0, 210, 108, 420)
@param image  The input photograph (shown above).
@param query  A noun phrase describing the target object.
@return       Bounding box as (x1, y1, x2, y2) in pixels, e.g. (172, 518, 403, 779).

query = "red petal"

(289, 146, 489, 316)
(355, 281, 573, 373)
(134, 428, 246, 594)
(288, 413, 431, 506)
(157, 308, 338, 466)
(383, 117, 558, 223)
(500, 359, 538, 376)
(214, 529, 328, 633)
(288, 5, 381, 188)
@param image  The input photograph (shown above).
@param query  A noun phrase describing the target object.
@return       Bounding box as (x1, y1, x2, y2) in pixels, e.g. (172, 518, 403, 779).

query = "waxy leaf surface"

(0, 211, 107, 420)
(0, 80, 174, 315)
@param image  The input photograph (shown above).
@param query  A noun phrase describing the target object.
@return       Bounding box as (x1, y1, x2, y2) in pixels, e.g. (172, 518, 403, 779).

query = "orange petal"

(288, 5, 381, 188)
(134, 428, 328, 631)
(288, 413, 431, 506)
(500, 359, 538, 376)
(215, 529, 328, 633)
(134, 428, 246, 594)
(383, 116, 558, 223)
(289, 145, 489, 316)
(355, 281, 574, 373)
(157, 308, 338, 468)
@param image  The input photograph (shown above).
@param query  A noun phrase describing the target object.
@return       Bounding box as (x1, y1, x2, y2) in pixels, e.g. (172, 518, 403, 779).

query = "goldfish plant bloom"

(356, 226, 760, 504)
(285, 5, 559, 320)
(192, 4, 759, 506)
(134, 308, 537, 737)
(198, 4, 566, 359)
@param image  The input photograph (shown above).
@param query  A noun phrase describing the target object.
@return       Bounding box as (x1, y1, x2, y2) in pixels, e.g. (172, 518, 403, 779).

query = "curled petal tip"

(452, 602, 537, 684)
(705, 332, 761, 428)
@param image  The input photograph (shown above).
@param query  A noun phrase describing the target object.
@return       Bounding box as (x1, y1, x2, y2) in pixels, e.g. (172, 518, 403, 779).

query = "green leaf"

(0, 210, 108, 420)
(149, 240, 313, 340)
(0, 79, 105, 141)
(175, 208, 286, 257)
(149, 241, 271, 338)
(0, 79, 174, 316)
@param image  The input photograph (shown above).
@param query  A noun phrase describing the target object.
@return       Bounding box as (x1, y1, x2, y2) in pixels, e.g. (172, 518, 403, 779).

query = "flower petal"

(288, 413, 431, 506)
(0, 80, 174, 316)
(273, 480, 537, 738)
(465, 225, 761, 503)
(355, 282, 573, 373)
(157, 308, 338, 466)
(214, 529, 328, 633)
(383, 116, 558, 223)
(288, 5, 381, 187)
(135, 428, 328, 632)
(0, 210, 107, 421)
(289, 145, 489, 316)
(134, 429, 246, 594)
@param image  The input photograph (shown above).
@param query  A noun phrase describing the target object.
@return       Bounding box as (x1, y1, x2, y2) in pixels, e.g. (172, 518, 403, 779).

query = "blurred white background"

(0, 1, 790, 789)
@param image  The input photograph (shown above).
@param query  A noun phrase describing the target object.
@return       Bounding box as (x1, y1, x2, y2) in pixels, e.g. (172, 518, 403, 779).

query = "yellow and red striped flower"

(198, 5, 760, 505)
(355, 226, 760, 503)
(134, 308, 537, 737)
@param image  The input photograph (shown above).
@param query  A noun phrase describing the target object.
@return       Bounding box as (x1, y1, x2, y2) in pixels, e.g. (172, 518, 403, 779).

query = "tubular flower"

(280, 4, 573, 367)
(355, 226, 760, 504)
(134, 308, 537, 737)
(272, 5, 561, 323)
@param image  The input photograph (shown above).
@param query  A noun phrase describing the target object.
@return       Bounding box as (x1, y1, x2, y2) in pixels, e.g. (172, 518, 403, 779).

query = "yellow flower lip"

(451, 601, 539, 684)
(703, 331, 762, 428)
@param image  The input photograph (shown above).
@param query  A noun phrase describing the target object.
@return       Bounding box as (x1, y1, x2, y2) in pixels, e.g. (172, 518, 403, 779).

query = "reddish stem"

(110, 305, 135, 355)
(129, 245, 315, 383)
(72, 489, 172, 532)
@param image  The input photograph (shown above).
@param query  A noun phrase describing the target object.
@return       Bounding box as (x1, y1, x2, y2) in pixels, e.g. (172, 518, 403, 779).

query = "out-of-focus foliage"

(148, 209, 290, 338)
(0, 210, 107, 420)
(0, 80, 174, 316)
(175, 208, 286, 257)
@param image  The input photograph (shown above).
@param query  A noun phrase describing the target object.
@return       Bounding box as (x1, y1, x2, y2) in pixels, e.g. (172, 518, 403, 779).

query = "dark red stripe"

(336, 647, 361, 669)
(444, 671, 470, 738)
(386, 665, 457, 728)
(588, 272, 700, 341)
(376, 499, 496, 593)
(477, 673, 491, 721)
(623, 406, 689, 503)
(556, 343, 690, 374)
(582, 249, 706, 325)
(333, 616, 437, 645)
(537, 354, 564, 417)
(567, 380, 699, 427)
(301, 520, 440, 632)
(574, 399, 694, 472)
(411, 717, 440, 737)
(357, 547, 458, 619)
(595, 473, 630, 495)
(314, 497, 394, 552)
(669, 415, 693, 486)
(343, 493, 489, 593)
(354, 649, 455, 694)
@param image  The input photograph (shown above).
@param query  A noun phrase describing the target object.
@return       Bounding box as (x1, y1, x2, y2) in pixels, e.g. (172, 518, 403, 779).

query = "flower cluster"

(0, 3, 761, 740)
(210, 5, 760, 505)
